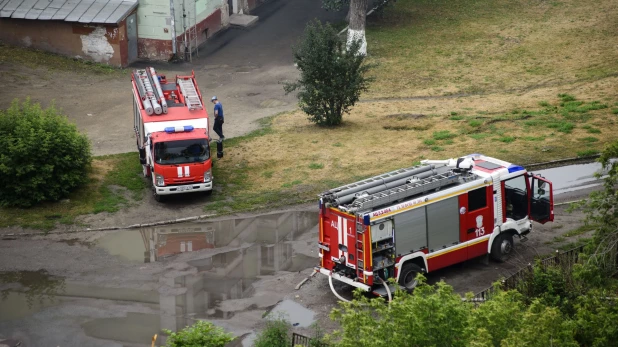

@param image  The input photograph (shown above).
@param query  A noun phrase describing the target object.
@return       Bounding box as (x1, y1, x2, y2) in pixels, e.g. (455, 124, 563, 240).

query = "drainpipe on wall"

(170, 0, 177, 60)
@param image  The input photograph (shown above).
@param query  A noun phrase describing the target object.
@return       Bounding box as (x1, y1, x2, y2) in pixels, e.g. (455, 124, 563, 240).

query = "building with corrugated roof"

(0, 0, 139, 66)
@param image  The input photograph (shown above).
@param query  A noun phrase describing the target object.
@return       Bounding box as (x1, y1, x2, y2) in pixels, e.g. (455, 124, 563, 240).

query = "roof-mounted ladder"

(177, 78, 203, 111)
(341, 170, 462, 213)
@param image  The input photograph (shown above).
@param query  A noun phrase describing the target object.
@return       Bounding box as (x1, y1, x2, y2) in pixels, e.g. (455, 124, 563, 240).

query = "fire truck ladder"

(177, 78, 203, 111)
(342, 170, 462, 213)
(320, 164, 437, 206)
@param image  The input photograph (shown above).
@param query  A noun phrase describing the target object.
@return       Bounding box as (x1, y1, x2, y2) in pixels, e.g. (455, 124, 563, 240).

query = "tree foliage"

(163, 320, 234, 347)
(0, 99, 91, 207)
(284, 20, 374, 126)
(576, 140, 618, 275)
(253, 317, 290, 347)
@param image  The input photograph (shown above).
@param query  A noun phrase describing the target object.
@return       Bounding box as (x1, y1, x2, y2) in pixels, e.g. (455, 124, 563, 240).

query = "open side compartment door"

(527, 173, 554, 224)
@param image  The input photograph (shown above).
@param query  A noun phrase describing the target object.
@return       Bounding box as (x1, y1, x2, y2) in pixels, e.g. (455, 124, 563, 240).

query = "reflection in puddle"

(96, 211, 318, 263)
(0, 270, 65, 313)
(0, 211, 319, 346)
(268, 300, 316, 328)
(536, 162, 606, 195)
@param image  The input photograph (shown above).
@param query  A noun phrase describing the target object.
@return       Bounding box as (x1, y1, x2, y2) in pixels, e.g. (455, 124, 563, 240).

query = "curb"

(1, 213, 218, 238)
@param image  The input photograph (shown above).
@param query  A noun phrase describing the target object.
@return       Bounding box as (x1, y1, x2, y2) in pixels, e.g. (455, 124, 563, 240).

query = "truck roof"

(132, 69, 209, 126)
(319, 154, 526, 215)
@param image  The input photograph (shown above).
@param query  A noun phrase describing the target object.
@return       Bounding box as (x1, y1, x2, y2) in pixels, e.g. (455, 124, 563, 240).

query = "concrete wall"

(0, 17, 132, 67)
(137, 0, 226, 61)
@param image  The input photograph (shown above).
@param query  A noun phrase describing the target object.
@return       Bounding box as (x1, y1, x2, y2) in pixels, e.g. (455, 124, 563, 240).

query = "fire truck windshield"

(154, 140, 209, 164)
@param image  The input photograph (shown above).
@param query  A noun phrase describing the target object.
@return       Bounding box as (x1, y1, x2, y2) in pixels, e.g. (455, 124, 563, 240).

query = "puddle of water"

(0, 270, 66, 318)
(95, 210, 318, 263)
(81, 312, 161, 345)
(267, 300, 315, 328)
(535, 162, 606, 195)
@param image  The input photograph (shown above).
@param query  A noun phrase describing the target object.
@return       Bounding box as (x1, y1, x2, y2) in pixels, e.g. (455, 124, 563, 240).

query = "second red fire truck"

(316, 154, 554, 298)
(131, 67, 213, 201)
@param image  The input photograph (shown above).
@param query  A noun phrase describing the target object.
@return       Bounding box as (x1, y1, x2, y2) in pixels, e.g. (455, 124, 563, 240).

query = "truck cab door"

(527, 174, 554, 224)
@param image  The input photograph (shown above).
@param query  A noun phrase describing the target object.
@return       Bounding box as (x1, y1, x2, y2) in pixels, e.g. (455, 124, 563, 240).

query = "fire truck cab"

(317, 154, 553, 297)
(132, 68, 213, 202)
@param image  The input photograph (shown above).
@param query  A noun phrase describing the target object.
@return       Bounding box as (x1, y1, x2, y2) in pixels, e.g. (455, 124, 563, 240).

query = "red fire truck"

(317, 154, 554, 298)
(131, 67, 213, 201)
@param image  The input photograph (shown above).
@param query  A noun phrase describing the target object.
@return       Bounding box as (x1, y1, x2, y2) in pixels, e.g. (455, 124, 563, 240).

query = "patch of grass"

(468, 133, 491, 140)
(552, 236, 566, 243)
(523, 136, 545, 141)
(309, 163, 324, 170)
(577, 149, 600, 157)
(612, 108, 618, 115)
(497, 136, 516, 143)
(563, 224, 597, 237)
(0, 42, 123, 75)
(333, 142, 343, 147)
(557, 238, 591, 251)
(0, 153, 147, 230)
(547, 121, 575, 133)
(262, 171, 274, 178)
(281, 180, 303, 188)
(538, 101, 550, 107)
(423, 139, 436, 146)
(468, 119, 483, 127)
(431, 146, 445, 152)
(450, 115, 464, 120)
(558, 94, 576, 103)
(432, 130, 456, 140)
(579, 136, 599, 143)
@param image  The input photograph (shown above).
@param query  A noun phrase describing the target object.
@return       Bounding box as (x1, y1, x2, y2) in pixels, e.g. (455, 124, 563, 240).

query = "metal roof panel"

(64, 0, 93, 22)
(50, 0, 78, 20)
(78, 0, 106, 22)
(104, 0, 134, 24)
(91, 0, 118, 23)
(12, 0, 37, 18)
(24, 7, 43, 18)
(32, 0, 50, 10)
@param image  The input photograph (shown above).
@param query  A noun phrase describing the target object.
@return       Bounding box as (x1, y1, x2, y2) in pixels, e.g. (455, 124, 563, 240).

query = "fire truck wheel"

(399, 263, 422, 291)
(491, 233, 514, 262)
(153, 188, 165, 202)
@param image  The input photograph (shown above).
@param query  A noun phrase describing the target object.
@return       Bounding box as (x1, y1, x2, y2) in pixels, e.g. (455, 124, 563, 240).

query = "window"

(155, 139, 210, 164)
(503, 175, 529, 220)
(468, 187, 487, 212)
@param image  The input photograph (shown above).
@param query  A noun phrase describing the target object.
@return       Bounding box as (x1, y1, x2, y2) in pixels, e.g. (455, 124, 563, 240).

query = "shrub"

(0, 99, 91, 207)
(284, 20, 374, 126)
(163, 320, 234, 347)
(254, 317, 290, 347)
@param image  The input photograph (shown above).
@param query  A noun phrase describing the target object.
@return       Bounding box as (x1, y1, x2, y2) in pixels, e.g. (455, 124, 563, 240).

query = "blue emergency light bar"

(507, 165, 525, 173)
(164, 125, 194, 133)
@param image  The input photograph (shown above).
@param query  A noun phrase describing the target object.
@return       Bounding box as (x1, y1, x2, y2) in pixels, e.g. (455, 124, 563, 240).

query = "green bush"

(284, 20, 374, 126)
(254, 317, 290, 347)
(0, 99, 91, 207)
(163, 320, 234, 347)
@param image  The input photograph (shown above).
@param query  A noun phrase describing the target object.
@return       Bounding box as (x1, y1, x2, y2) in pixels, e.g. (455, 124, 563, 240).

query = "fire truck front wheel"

(153, 187, 165, 202)
(399, 263, 422, 291)
(491, 233, 514, 262)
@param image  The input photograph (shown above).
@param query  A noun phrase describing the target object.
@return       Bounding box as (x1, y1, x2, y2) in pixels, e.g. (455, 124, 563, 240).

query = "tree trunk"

(347, 0, 368, 55)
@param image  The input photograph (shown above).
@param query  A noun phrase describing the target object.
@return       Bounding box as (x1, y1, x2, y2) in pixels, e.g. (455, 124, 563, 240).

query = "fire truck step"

(372, 283, 398, 298)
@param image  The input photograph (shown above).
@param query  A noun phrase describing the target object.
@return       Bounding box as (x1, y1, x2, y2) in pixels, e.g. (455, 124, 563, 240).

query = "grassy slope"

(1, 0, 617, 223)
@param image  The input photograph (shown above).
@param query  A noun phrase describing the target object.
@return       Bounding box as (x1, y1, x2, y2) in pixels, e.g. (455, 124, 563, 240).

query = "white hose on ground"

(329, 275, 351, 303)
(378, 277, 392, 303)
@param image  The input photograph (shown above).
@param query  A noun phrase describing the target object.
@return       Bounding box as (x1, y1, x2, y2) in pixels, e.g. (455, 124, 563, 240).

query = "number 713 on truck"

(316, 154, 553, 297)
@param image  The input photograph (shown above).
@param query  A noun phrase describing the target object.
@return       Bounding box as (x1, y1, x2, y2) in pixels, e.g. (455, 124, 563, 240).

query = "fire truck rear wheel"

(491, 233, 514, 262)
(399, 263, 422, 291)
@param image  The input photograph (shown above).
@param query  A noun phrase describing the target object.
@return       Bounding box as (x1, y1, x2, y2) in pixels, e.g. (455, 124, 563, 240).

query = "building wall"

(137, 0, 226, 61)
(0, 17, 131, 67)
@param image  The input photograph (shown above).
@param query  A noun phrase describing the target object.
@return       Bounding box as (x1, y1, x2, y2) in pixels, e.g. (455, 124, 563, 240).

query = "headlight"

(155, 173, 165, 187)
(204, 169, 212, 183)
